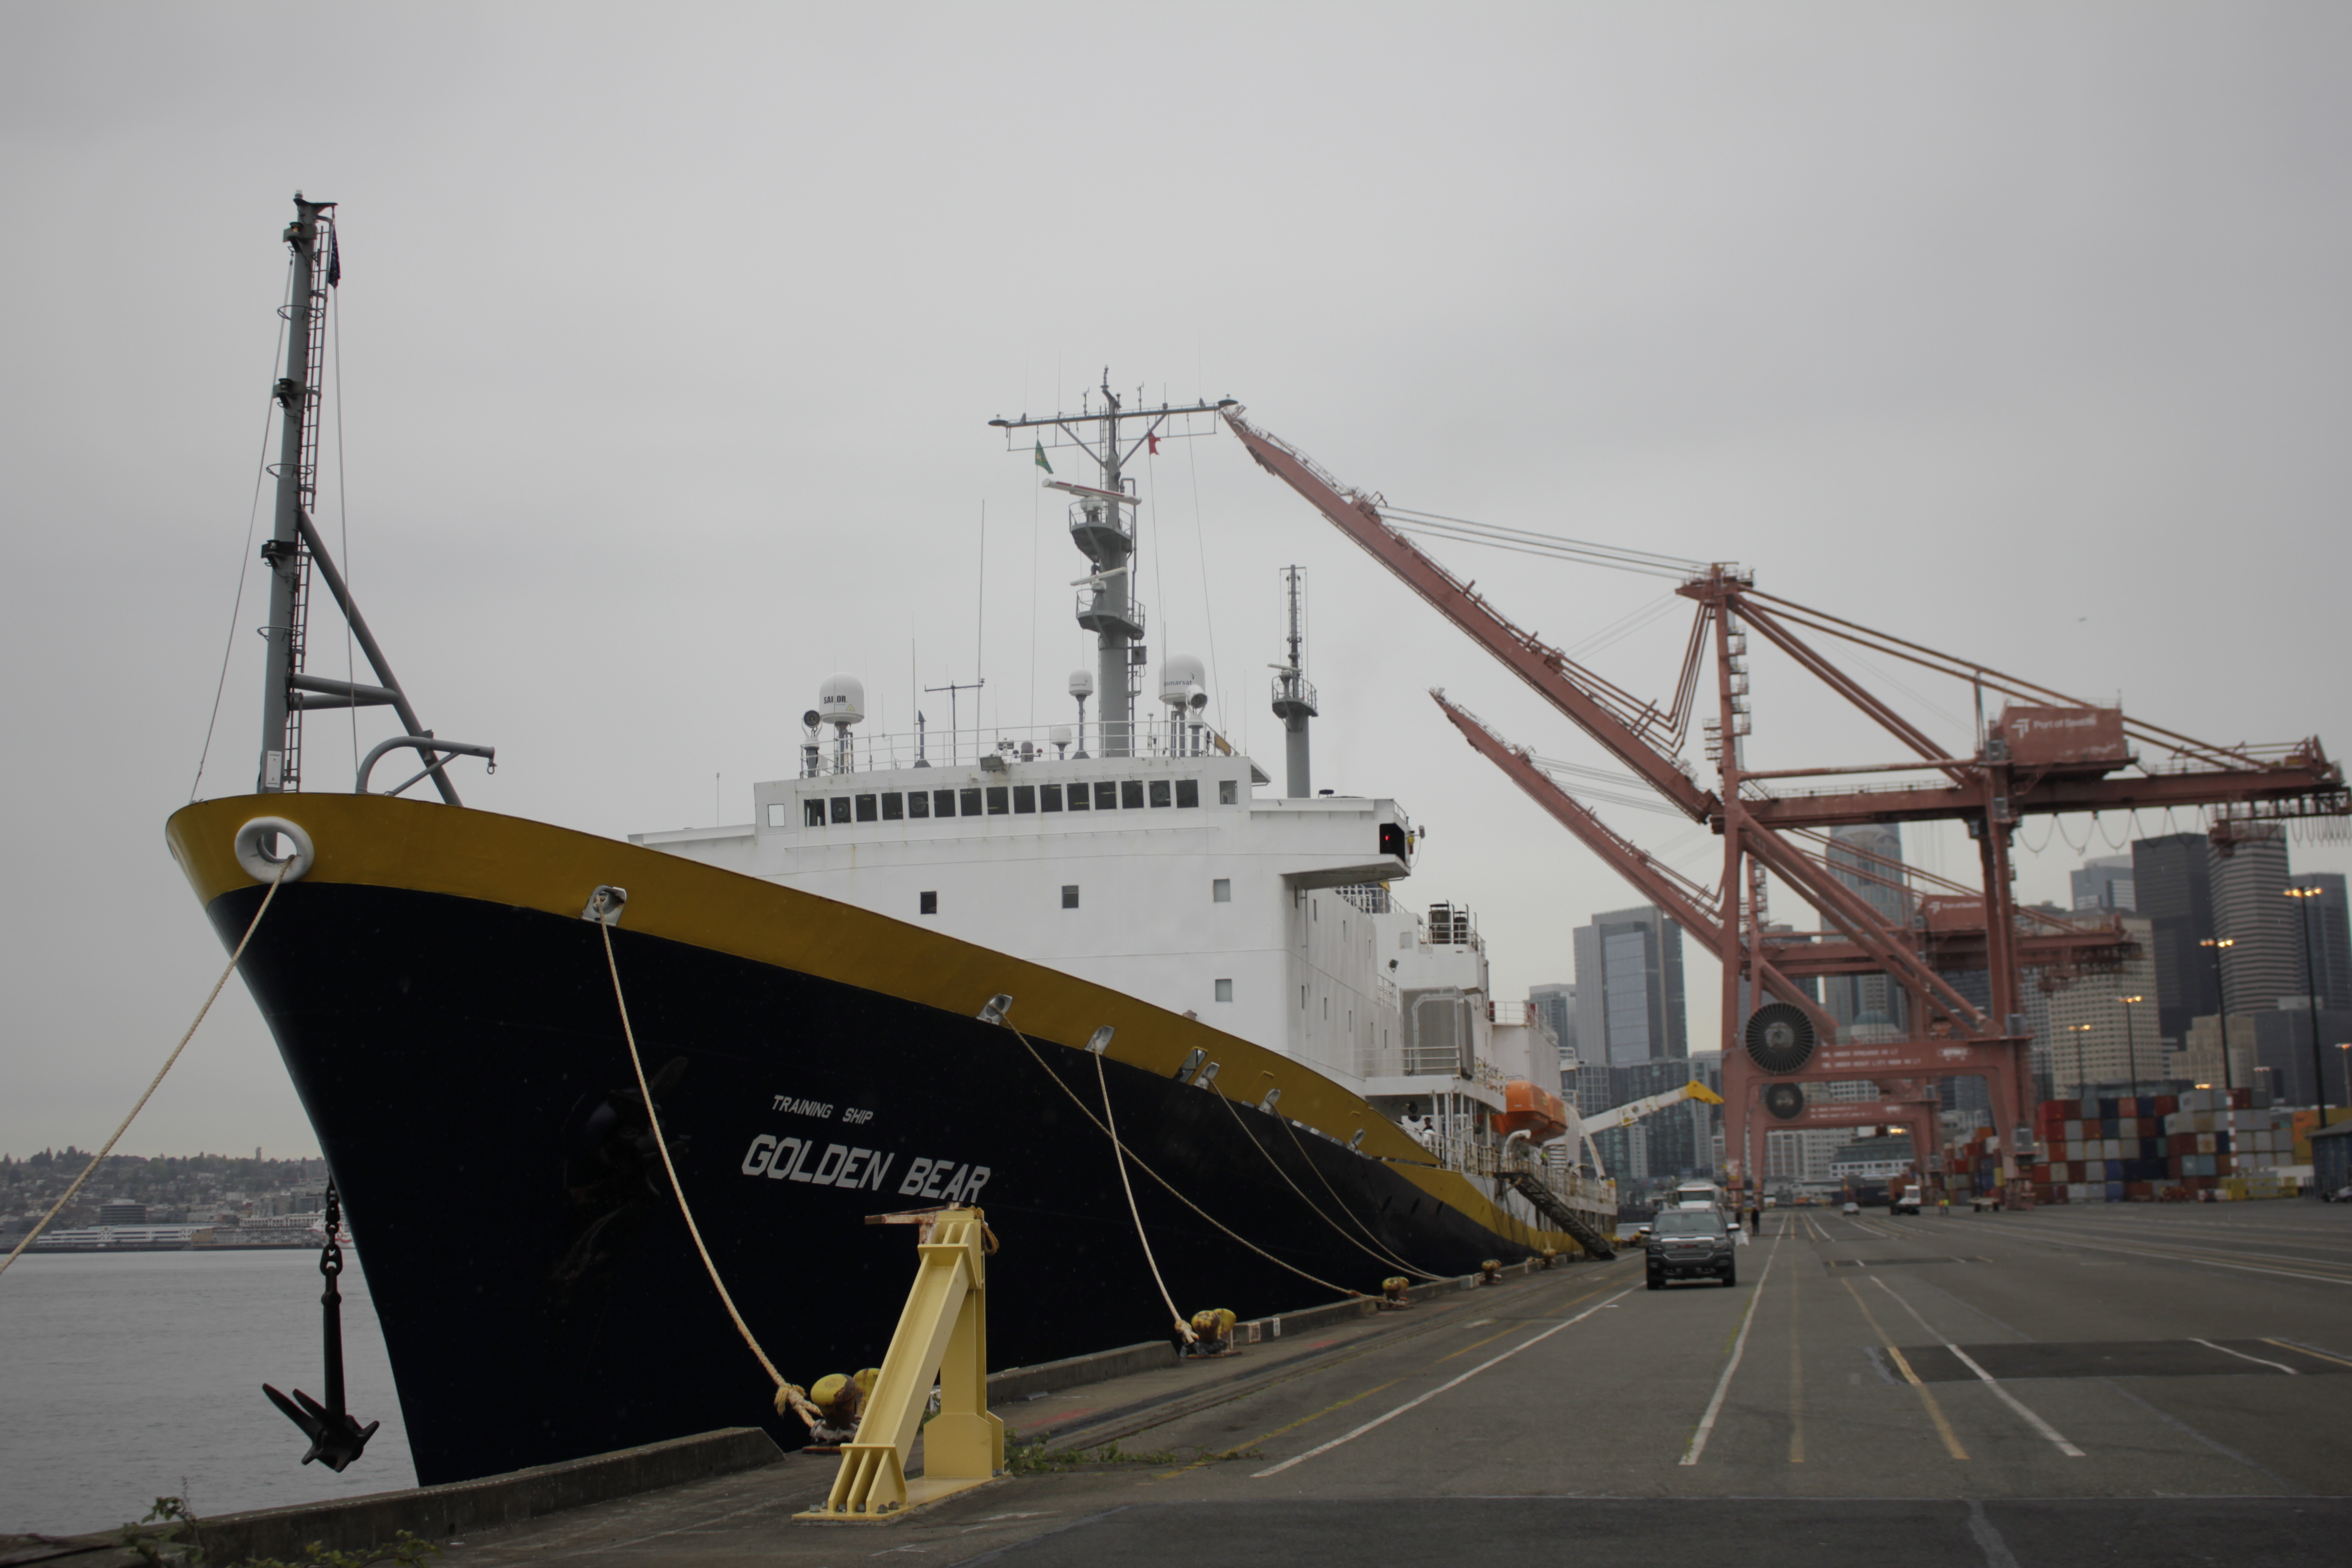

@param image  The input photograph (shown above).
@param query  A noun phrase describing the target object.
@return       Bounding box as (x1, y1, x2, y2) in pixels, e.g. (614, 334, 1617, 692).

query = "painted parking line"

(1250, 1288, 1636, 1478)
(1872, 1277, 2082, 1459)
(1842, 1277, 1967, 1460)
(1681, 1231, 1783, 1466)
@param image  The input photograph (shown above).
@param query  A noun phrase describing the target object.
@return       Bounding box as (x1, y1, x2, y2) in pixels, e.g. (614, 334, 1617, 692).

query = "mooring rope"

(1272, 1105, 1448, 1281)
(1004, 1024, 1359, 1299)
(593, 899, 797, 1409)
(1, 859, 293, 1282)
(1092, 1054, 1194, 1343)
(1210, 1081, 1441, 1282)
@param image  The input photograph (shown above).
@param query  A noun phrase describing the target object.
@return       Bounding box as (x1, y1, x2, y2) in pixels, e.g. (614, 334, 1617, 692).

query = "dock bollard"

(796, 1206, 1002, 1521)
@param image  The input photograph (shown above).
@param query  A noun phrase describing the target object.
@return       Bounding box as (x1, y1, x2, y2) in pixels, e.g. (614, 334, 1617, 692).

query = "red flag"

(1147, 432, 1161, 455)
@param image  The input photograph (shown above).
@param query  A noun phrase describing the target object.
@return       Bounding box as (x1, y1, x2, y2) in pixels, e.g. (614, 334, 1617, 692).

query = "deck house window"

(1041, 784, 1063, 812)
(855, 794, 878, 822)
(920, 891, 937, 915)
(936, 789, 959, 817)
(804, 800, 825, 828)
(830, 797, 853, 824)
(985, 785, 1009, 815)
(1219, 779, 1237, 805)
(881, 792, 904, 820)
(1213, 878, 1231, 903)
(960, 788, 982, 816)
(1062, 885, 1079, 909)
(1176, 779, 1199, 808)
(1149, 780, 1171, 808)
(1120, 781, 1144, 810)
(908, 790, 930, 818)
(1014, 785, 1037, 813)
(1094, 782, 1118, 810)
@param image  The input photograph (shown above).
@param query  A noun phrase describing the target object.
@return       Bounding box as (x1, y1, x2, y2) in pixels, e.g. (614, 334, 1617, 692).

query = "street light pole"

(2069, 1022, 2095, 1101)
(2119, 995, 2144, 1094)
(2285, 887, 2328, 1111)
(2199, 936, 2236, 1096)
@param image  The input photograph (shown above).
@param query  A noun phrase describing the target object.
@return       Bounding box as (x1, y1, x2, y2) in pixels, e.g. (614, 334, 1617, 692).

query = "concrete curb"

(192, 1426, 783, 1565)
(988, 1339, 1176, 1401)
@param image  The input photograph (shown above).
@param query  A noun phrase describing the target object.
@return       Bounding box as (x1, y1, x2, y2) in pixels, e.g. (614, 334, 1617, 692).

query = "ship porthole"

(234, 816, 314, 884)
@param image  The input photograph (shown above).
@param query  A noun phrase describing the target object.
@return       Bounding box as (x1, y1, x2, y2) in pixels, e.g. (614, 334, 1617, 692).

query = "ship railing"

(801, 717, 1241, 775)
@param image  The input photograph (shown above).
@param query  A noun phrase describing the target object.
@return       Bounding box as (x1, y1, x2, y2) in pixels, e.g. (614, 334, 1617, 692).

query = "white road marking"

(2191, 1338, 2297, 1375)
(1871, 1277, 2084, 1459)
(2008, 1230, 2352, 1287)
(1250, 1289, 1636, 1477)
(1679, 1234, 1783, 1466)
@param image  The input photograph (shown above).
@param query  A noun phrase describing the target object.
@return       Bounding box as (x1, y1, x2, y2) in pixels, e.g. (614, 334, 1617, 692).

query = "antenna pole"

(258, 194, 334, 793)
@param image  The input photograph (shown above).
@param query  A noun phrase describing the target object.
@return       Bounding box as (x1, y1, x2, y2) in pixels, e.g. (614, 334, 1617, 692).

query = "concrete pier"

(26, 1205, 2350, 1566)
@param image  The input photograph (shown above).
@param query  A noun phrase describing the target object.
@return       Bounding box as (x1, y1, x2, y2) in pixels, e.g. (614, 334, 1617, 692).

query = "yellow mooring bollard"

(798, 1206, 1004, 1520)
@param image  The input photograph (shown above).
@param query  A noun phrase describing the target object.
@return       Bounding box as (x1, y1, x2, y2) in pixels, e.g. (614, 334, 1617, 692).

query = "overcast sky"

(3, 2, 2347, 1160)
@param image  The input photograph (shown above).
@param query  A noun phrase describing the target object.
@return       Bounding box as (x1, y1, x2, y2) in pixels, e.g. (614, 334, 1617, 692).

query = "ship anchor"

(262, 1180, 380, 1471)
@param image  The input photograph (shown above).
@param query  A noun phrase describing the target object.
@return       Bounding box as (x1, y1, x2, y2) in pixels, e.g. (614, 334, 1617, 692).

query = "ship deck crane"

(1222, 403, 2348, 1201)
(1564, 1081, 1726, 1181)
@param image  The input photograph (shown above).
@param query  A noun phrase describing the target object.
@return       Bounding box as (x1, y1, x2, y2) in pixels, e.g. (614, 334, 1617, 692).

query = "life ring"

(234, 816, 315, 884)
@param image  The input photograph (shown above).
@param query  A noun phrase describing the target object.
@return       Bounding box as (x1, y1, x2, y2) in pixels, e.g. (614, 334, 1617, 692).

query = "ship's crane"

(1222, 403, 2348, 1200)
(1563, 1081, 1725, 1181)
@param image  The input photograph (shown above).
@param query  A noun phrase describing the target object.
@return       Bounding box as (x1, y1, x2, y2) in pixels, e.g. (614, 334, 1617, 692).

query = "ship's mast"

(244, 194, 486, 805)
(1272, 565, 1318, 797)
(989, 377, 1233, 759)
(258, 194, 335, 793)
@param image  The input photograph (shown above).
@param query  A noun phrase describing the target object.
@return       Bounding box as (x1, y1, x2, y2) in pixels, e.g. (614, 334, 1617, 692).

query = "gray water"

(0, 1249, 416, 1536)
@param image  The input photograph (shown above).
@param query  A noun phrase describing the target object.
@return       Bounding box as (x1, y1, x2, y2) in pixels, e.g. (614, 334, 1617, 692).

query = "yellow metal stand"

(799, 1207, 1004, 1520)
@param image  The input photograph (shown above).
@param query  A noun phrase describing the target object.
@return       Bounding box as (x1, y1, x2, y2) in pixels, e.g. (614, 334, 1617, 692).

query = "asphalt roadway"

(441, 1202, 2352, 1567)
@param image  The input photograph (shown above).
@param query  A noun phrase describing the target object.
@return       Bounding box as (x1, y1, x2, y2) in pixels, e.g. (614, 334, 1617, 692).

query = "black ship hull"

(170, 795, 1568, 1485)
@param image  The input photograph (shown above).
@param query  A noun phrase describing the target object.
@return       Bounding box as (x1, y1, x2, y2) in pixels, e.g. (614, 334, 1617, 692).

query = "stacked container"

(2022, 1088, 2300, 1200)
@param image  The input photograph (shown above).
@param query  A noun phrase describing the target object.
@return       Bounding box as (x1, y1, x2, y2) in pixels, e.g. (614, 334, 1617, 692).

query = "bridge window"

(1176, 779, 1200, 808)
(830, 797, 852, 824)
(881, 792, 904, 820)
(1041, 784, 1063, 812)
(985, 786, 1009, 815)
(1094, 782, 1118, 810)
(1062, 885, 1079, 909)
(1215, 979, 1233, 1003)
(1121, 780, 1144, 809)
(1149, 780, 1172, 808)
(855, 794, 878, 822)
(920, 891, 937, 915)
(804, 800, 825, 828)
(1213, 878, 1231, 903)
(1014, 785, 1036, 814)
(908, 790, 930, 818)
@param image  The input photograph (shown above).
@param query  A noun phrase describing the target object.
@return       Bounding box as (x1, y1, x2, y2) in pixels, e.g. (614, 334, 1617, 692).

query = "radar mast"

(989, 377, 1233, 758)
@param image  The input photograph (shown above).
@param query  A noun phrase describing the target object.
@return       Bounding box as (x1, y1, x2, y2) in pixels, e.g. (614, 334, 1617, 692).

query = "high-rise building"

(2211, 829, 2301, 1014)
(1823, 824, 1909, 1036)
(2042, 915, 2163, 1097)
(2071, 854, 2135, 912)
(2132, 833, 2220, 1047)
(2289, 872, 2352, 1014)
(1571, 906, 1688, 1068)
(1529, 982, 1576, 1077)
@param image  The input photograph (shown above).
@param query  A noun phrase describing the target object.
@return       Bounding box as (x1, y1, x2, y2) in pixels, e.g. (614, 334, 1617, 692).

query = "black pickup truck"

(1646, 1207, 1737, 1289)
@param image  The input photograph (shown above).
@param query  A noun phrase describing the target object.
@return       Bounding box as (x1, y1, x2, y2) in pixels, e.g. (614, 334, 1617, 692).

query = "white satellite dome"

(1161, 653, 1207, 709)
(1068, 668, 1096, 698)
(817, 673, 865, 727)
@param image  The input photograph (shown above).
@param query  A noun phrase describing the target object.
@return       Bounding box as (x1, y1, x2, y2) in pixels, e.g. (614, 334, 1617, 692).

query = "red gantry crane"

(1222, 406, 2348, 1202)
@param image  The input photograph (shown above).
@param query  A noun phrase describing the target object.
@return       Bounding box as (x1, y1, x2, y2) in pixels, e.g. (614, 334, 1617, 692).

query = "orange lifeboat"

(1496, 1080, 1568, 1144)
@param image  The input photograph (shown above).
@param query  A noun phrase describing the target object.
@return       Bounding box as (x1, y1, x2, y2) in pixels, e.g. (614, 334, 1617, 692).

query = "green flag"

(1033, 440, 1053, 475)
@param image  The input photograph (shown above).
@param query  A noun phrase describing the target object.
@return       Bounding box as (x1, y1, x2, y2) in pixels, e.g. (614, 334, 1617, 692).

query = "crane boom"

(1222, 407, 1720, 823)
